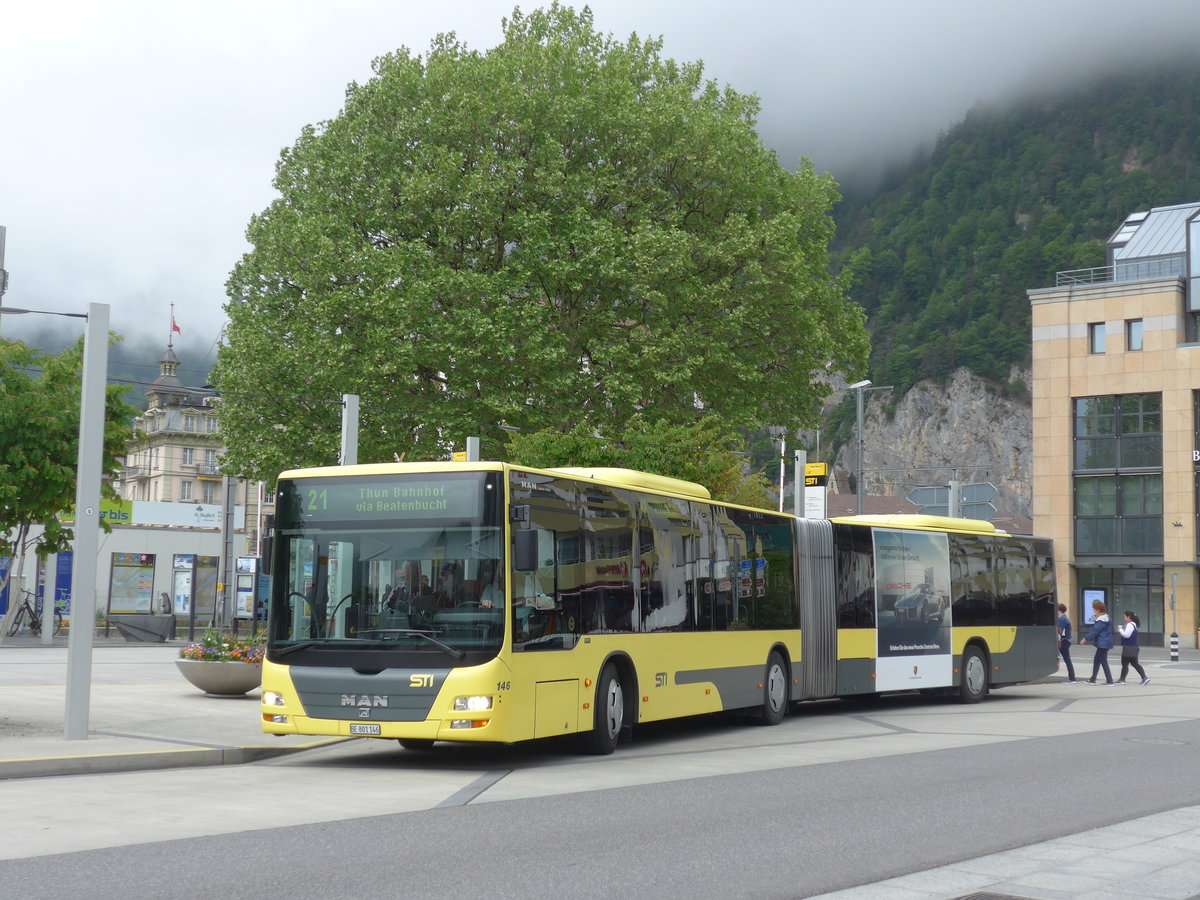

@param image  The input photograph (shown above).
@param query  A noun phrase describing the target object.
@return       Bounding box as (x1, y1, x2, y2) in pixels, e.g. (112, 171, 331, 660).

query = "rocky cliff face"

(831, 366, 1033, 518)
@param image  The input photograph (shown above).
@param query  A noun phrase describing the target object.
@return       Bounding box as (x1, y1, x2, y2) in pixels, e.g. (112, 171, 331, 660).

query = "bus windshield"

(267, 471, 505, 663)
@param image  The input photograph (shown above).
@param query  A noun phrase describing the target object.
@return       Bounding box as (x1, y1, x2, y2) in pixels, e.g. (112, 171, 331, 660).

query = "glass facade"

(1077, 567, 1164, 644)
(1073, 393, 1163, 556)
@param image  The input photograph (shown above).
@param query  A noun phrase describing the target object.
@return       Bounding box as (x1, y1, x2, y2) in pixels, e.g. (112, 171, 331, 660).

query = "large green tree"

(215, 4, 867, 482)
(0, 337, 136, 635)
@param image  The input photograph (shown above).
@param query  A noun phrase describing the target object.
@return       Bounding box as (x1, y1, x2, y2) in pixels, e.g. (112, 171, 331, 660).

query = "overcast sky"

(4, 0, 1200, 374)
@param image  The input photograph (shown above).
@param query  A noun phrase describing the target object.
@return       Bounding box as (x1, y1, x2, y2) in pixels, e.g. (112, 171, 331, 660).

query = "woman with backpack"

(1116, 610, 1150, 685)
(1079, 599, 1114, 685)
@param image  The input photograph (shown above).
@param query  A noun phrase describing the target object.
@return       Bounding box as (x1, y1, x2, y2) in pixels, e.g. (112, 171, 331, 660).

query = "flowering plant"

(178, 628, 265, 664)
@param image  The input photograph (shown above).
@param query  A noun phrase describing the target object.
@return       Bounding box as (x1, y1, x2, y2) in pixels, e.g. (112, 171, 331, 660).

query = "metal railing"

(1056, 265, 1114, 286)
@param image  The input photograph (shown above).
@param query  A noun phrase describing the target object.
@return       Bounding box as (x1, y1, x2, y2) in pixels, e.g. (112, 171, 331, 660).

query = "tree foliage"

(215, 3, 867, 482)
(0, 337, 136, 619)
(833, 63, 1200, 395)
(501, 416, 773, 508)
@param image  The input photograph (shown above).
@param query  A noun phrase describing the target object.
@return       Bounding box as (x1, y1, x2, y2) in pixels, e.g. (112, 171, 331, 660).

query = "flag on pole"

(171, 317, 181, 334)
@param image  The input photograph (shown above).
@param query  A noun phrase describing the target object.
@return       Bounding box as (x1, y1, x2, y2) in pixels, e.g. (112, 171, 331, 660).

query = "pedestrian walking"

(1079, 599, 1114, 684)
(1115, 610, 1150, 685)
(1056, 603, 1077, 682)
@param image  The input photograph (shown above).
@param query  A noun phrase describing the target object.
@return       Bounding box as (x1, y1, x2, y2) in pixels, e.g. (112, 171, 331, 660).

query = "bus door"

(510, 472, 580, 652)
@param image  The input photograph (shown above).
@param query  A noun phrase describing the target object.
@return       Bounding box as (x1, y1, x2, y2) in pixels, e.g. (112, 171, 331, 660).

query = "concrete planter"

(175, 659, 262, 696)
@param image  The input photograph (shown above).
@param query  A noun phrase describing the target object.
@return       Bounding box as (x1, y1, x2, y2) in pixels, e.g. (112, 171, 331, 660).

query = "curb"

(0, 737, 349, 782)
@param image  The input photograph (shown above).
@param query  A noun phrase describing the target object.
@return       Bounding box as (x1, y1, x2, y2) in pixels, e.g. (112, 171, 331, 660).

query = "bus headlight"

(263, 691, 285, 706)
(453, 696, 493, 712)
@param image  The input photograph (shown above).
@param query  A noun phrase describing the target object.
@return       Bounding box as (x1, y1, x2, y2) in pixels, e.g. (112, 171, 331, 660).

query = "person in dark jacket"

(1116, 610, 1150, 685)
(1079, 599, 1114, 684)
(1056, 603, 1077, 683)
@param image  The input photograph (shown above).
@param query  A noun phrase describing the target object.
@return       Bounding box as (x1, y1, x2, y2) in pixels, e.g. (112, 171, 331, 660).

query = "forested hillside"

(832, 62, 1200, 395)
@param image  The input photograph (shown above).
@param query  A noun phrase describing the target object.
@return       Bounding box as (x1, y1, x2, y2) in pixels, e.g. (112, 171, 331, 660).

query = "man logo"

(341, 695, 388, 708)
(913, 666, 919, 676)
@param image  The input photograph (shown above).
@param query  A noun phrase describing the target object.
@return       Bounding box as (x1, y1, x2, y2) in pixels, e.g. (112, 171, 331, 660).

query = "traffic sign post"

(906, 485, 948, 508)
(961, 482, 997, 504)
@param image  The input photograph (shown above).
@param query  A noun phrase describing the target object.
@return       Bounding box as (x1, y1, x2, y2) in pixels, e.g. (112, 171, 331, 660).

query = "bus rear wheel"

(958, 645, 989, 704)
(760, 651, 788, 725)
(583, 663, 624, 755)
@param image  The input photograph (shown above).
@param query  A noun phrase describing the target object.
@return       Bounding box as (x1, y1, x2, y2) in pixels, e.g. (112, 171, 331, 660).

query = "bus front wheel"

(958, 645, 989, 704)
(584, 663, 624, 755)
(760, 651, 788, 725)
(398, 739, 435, 751)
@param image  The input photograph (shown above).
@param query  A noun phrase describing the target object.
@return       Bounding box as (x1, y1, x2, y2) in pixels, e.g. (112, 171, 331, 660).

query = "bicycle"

(6, 590, 64, 637)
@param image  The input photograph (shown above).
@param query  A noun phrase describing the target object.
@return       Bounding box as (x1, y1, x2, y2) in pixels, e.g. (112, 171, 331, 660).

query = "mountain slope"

(832, 62, 1200, 395)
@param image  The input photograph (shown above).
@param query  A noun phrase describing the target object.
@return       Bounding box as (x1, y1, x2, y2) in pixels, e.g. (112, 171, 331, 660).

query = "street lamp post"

(849, 380, 871, 515)
(0, 302, 109, 740)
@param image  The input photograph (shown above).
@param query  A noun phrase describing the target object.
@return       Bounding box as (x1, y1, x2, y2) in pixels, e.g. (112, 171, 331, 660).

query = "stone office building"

(1030, 201, 1200, 648)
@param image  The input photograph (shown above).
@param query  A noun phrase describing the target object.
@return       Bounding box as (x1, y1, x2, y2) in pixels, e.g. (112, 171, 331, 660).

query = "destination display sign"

(284, 475, 482, 521)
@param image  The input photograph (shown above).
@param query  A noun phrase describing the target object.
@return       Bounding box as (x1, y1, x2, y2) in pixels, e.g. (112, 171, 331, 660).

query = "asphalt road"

(3, 672, 1199, 900)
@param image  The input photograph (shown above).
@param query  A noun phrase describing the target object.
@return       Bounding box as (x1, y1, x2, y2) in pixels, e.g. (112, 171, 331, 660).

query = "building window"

(1074, 474, 1163, 554)
(180, 480, 193, 501)
(205, 449, 218, 468)
(183, 415, 197, 432)
(201, 481, 218, 504)
(205, 416, 219, 434)
(1074, 392, 1163, 557)
(182, 447, 195, 466)
(1126, 319, 1143, 351)
(1088, 322, 1106, 354)
(1074, 394, 1162, 470)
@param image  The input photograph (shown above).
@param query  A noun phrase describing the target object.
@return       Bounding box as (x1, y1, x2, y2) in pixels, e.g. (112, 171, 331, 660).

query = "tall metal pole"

(793, 449, 807, 518)
(778, 434, 786, 513)
(340, 393, 359, 465)
(852, 382, 870, 515)
(1170, 571, 1179, 662)
(64, 302, 108, 741)
(856, 393, 863, 515)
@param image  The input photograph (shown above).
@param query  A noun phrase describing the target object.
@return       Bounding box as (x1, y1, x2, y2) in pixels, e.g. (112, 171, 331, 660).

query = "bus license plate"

(349, 723, 381, 735)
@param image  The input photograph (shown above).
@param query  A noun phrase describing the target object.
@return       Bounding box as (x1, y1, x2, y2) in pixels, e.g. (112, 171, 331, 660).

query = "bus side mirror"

(513, 529, 538, 572)
(261, 537, 273, 575)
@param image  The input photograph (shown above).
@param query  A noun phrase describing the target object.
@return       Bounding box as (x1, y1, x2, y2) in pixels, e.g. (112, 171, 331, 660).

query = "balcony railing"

(1056, 265, 1115, 286)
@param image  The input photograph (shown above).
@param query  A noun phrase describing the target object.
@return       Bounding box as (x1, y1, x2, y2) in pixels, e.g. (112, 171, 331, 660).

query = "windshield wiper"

(274, 636, 369, 658)
(362, 628, 466, 660)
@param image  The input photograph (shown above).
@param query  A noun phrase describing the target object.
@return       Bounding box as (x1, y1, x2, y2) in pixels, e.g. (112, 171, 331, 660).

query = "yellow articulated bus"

(260, 462, 1058, 754)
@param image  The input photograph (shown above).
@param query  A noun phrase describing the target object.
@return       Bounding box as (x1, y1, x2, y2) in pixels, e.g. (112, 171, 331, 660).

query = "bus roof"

(829, 514, 1007, 535)
(546, 467, 712, 500)
(274, 461, 713, 500)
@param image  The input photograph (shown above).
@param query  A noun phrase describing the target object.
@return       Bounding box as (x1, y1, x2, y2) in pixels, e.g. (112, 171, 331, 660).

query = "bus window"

(694, 503, 715, 630)
(950, 535, 998, 627)
(834, 524, 875, 629)
(994, 537, 1035, 626)
(510, 473, 579, 651)
(640, 497, 696, 633)
(580, 486, 635, 633)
